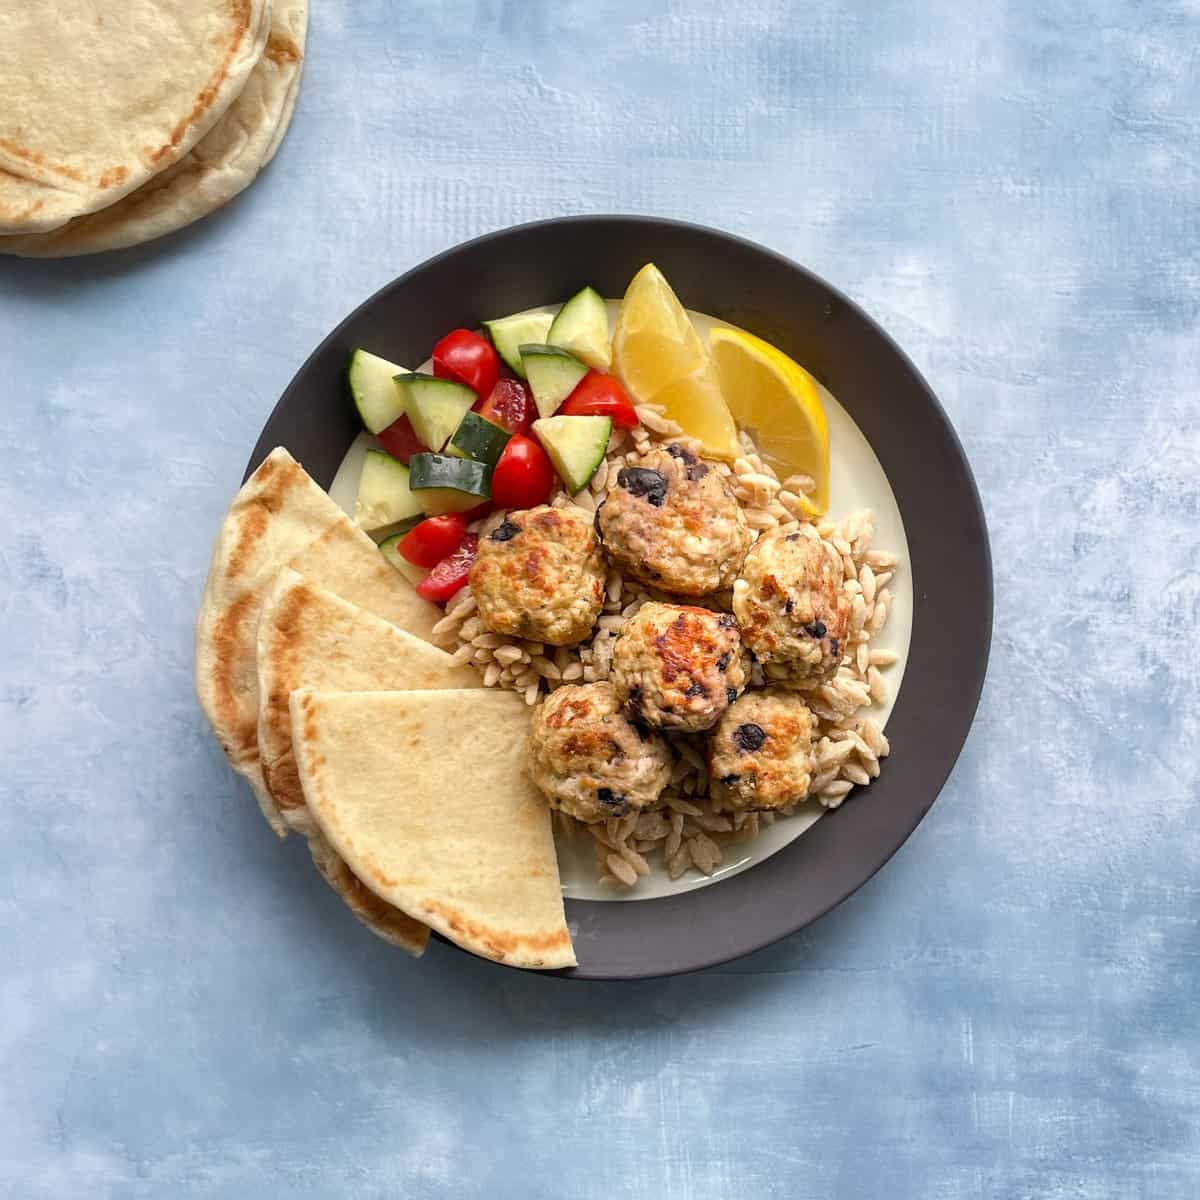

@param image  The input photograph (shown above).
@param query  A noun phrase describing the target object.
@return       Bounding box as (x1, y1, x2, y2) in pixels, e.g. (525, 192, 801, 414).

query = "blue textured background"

(2, 1, 1197, 1195)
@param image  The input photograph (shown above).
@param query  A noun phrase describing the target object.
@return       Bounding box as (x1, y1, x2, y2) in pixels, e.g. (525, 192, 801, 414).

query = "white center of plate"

(329, 304, 913, 903)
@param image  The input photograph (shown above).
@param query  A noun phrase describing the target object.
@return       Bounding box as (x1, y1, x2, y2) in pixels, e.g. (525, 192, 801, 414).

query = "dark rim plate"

(247, 215, 992, 981)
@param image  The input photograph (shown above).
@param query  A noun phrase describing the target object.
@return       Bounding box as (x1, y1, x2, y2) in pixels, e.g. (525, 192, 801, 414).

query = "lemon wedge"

(708, 326, 830, 514)
(612, 264, 740, 460)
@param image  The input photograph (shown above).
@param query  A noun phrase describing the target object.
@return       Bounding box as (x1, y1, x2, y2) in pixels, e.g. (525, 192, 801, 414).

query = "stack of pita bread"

(194, 448, 576, 971)
(0, 0, 307, 257)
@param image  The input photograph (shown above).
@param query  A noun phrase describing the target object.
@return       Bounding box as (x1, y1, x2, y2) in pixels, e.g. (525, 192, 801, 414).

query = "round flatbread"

(0, 0, 271, 235)
(0, 1, 307, 257)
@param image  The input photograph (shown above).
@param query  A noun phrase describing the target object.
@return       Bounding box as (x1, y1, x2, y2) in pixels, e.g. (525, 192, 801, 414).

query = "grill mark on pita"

(301, 694, 320, 747)
(265, 34, 301, 64)
(97, 165, 129, 190)
(0, 139, 84, 184)
(211, 589, 258, 755)
(224, 454, 304, 583)
(0, 169, 47, 221)
(225, 503, 270, 585)
(421, 899, 574, 963)
(263, 752, 302, 812)
(149, 1, 255, 167)
(259, 581, 311, 808)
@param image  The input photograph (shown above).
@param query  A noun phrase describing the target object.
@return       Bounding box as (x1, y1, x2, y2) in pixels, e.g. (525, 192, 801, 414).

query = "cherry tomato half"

(475, 377, 536, 437)
(415, 533, 479, 603)
(490, 434, 556, 510)
(398, 514, 468, 568)
(376, 413, 426, 464)
(558, 371, 639, 428)
(432, 329, 500, 399)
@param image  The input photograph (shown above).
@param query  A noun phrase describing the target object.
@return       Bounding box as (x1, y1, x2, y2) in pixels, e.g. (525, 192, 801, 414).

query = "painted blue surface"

(1, 1, 1197, 1195)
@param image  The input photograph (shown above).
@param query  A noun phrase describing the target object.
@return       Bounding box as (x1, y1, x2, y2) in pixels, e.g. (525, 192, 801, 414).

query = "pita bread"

(256, 569, 478, 833)
(0, 1, 307, 258)
(291, 689, 576, 970)
(307, 830, 430, 958)
(0, 0, 271, 235)
(285, 523, 442, 646)
(195, 448, 442, 834)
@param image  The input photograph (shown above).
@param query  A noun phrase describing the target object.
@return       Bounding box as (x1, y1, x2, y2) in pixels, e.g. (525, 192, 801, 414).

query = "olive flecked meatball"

(732, 526, 850, 688)
(708, 690, 816, 812)
(610, 602, 747, 733)
(595, 443, 750, 596)
(527, 682, 672, 823)
(470, 505, 605, 646)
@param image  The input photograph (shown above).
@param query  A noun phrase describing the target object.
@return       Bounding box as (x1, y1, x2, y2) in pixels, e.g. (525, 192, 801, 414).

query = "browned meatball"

(732, 527, 850, 688)
(526, 682, 672, 823)
(709, 690, 817, 812)
(469, 505, 605, 645)
(610, 602, 747, 732)
(595, 443, 750, 596)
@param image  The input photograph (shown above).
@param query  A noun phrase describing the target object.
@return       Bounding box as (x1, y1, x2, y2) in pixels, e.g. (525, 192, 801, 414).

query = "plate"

(247, 216, 992, 979)
(326, 306, 914, 902)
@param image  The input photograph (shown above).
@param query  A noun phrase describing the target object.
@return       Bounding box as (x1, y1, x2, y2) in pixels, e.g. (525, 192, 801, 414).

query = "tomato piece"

(397, 514, 468, 568)
(415, 533, 479, 603)
(558, 371, 639, 428)
(375, 413, 426, 464)
(475, 377, 536, 437)
(490, 434, 557, 510)
(432, 329, 500, 399)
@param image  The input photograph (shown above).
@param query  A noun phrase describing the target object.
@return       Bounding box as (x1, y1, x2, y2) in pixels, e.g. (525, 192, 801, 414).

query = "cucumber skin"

(449, 411, 511, 467)
(409, 453, 492, 514)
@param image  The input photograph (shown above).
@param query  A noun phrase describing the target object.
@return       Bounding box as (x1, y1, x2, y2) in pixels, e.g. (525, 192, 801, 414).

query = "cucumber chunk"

(547, 286, 611, 371)
(395, 373, 476, 452)
(482, 311, 553, 378)
(409, 452, 492, 515)
(448, 410, 511, 467)
(532, 415, 613, 495)
(348, 349, 408, 434)
(379, 531, 429, 588)
(520, 344, 590, 420)
(355, 450, 424, 532)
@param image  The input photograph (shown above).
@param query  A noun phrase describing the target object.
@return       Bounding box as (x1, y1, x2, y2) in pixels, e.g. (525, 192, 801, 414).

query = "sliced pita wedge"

(257, 569, 478, 832)
(291, 689, 576, 970)
(195, 447, 441, 834)
(196, 448, 350, 831)
(286, 520, 441, 645)
(307, 830, 430, 958)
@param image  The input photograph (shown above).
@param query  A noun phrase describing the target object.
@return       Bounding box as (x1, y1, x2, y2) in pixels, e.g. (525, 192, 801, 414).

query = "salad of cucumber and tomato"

(346, 285, 637, 603)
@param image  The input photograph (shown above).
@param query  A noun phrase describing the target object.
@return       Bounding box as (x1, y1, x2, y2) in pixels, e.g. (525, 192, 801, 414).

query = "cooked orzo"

(430, 404, 901, 889)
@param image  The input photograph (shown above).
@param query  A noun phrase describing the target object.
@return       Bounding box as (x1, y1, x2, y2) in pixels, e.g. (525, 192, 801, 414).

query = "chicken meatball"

(732, 527, 850, 688)
(610, 602, 747, 733)
(527, 682, 672, 823)
(470, 505, 605, 646)
(708, 690, 816, 812)
(595, 443, 750, 596)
